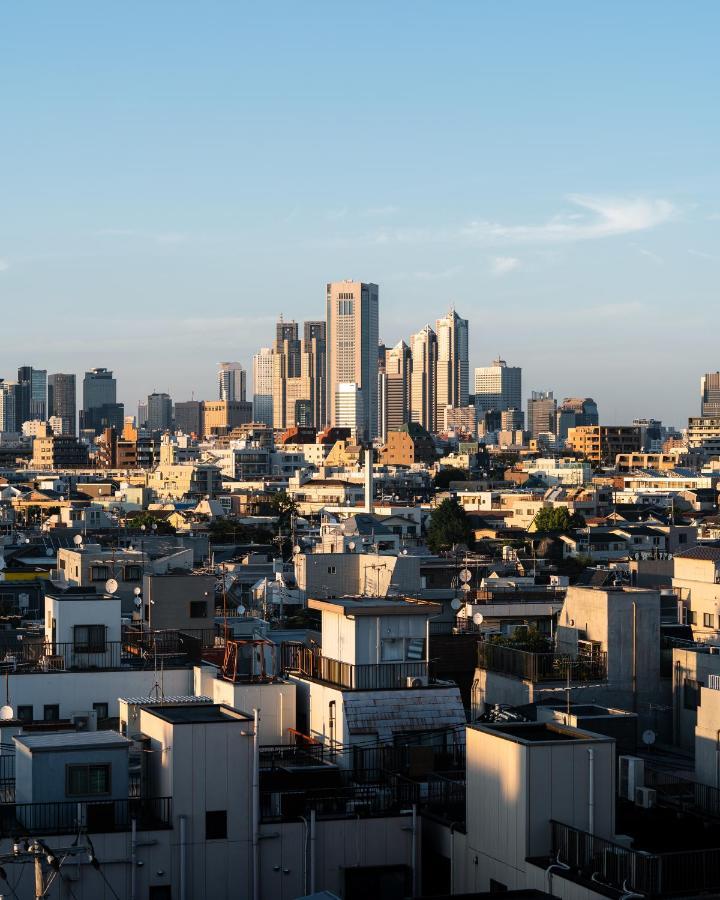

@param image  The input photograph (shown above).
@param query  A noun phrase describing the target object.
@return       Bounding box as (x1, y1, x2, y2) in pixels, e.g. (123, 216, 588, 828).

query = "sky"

(1, 1, 719, 425)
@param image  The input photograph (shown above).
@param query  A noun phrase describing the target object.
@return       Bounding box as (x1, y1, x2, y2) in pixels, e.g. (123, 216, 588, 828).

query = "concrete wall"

(696, 685, 720, 787)
(143, 572, 215, 631)
(210, 677, 297, 745)
(15, 741, 129, 805)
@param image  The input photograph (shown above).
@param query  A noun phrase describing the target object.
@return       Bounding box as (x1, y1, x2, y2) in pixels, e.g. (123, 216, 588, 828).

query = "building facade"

(48, 373, 76, 435)
(252, 347, 274, 426)
(474, 358, 521, 415)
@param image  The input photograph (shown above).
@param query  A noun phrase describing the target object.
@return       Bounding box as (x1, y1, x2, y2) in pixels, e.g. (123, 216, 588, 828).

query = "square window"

(73, 625, 106, 653)
(17, 706, 32, 723)
(93, 703, 109, 721)
(66, 763, 111, 797)
(44, 704, 59, 722)
(205, 810, 227, 840)
(705, 613, 715, 628)
(189, 601, 207, 619)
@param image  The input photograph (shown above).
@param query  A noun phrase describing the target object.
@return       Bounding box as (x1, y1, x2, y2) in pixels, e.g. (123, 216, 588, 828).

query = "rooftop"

(14, 730, 132, 752)
(145, 703, 252, 725)
(308, 596, 441, 617)
(674, 545, 720, 561)
(471, 721, 612, 744)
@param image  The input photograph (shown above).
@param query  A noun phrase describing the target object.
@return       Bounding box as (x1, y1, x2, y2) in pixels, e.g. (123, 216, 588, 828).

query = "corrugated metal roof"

(15, 731, 132, 751)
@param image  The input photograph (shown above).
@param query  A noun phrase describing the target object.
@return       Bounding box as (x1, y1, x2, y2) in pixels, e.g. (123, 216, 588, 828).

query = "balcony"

(551, 819, 720, 897)
(476, 641, 607, 683)
(282, 642, 432, 690)
(0, 797, 172, 837)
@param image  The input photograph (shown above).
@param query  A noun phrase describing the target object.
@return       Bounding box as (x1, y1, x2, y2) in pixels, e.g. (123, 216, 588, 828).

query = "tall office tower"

(377, 343, 388, 440)
(137, 403, 148, 428)
(556, 397, 599, 439)
(326, 281, 379, 441)
(17, 366, 47, 422)
(174, 400, 203, 436)
(252, 348, 274, 426)
(47, 373, 77, 435)
(334, 383, 364, 434)
(435, 308, 469, 424)
(272, 318, 325, 430)
(0, 382, 18, 433)
(16, 367, 33, 425)
(385, 340, 411, 432)
(474, 358, 522, 415)
(527, 391, 557, 438)
(218, 362, 246, 402)
(81, 368, 123, 434)
(410, 325, 438, 432)
(147, 393, 173, 432)
(701, 372, 720, 416)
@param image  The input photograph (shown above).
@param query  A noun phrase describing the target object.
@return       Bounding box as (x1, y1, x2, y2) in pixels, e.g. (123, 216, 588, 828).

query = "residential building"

(48, 372, 77, 434)
(567, 424, 642, 463)
(218, 361, 246, 402)
(147, 392, 173, 432)
(252, 347, 274, 426)
(442, 404, 477, 435)
(31, 428, 89, 469)
(688, 416, 720, 457)
(473, 357, 521, 415)
(527, 390, 556, 438)
(701, 371, 720, 416)
(377, 423, 436, 466)
(409, 324, 437, 432)
(435, 307, 469, 424)
(326, 280, 379, 440)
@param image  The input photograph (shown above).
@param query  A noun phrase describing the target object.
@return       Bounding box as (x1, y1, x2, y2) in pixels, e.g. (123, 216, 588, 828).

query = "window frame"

(205, 809, 227, 840)
(66, 763, 112, 797)
(73, 624, 107, 653)
(189, 601, 208, 619)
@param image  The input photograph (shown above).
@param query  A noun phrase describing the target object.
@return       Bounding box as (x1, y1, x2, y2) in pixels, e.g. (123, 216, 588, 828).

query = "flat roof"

(15, 730, 132, 752)
(308, 597, 441, 617)
(471, 721, 613, 745)
(143, 703, 252, 725)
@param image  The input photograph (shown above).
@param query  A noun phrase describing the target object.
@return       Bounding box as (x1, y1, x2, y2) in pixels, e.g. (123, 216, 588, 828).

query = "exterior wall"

(143, 572, 215, 631)
(671, 647, 720, 750)
(210, 678, 297, 745)
(15, 742, 129, 805)
(47, 595, 122, 649)
(696, 685, 720, 787)
(295, 552, 422, 600)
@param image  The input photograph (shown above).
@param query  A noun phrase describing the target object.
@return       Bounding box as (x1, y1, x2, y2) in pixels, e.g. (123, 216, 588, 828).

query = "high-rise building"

(527, 391, 557, 439)
(0, 382, 19, 433)
(474, 358, 522, 415)
(410, 325, 438, 432)
(334, 383, 364, 435)
(174, 401, 203, 436)
(218, 362, 246, 402)
(252, 348, 274, 426)
(147, 393, 173, 432)
(326, 281, 379, 441)
(435, 308, 469, 424)
(385, 340, 411, 432)
(556, 397, 599, 439)
(47, 373, 77, 436)
(81, 368, 123, 434)
(701, 373, 720, 417)
(272, 318, 326, 430)
(303, 321, 327, 428)
(17, 367, 47, 423)
(16, 367, 33, 425)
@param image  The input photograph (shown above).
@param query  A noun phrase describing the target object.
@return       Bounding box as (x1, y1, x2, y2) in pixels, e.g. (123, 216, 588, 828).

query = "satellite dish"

(473, 612, 484, 626)
(459, 568, 472, 584)
(105, 578, 119, 595)
(0, 705, 14, 721)
(133, 587, 142, 596)
(237, 605, 246, 615)
(450, 598, 462, 611)
(45, 548, 54, 558)
(133, 596, 142, 608)
(73, 534, 83, 546)
(348, 541, 356, 551)
(460, 583, 472, 593)
(642, 729, 656, 746)
(293, 545, 302, 555)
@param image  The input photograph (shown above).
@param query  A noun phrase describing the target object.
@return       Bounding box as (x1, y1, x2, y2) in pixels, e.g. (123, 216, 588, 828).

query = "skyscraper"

(0, 382, 19, 433)
(435, 308, 469, 422)
(272, 318, 325, 429)
(326, 281, 379, 441)
(701, 372, 720, 417)
(218, 362, 247, 402)
(81, 368, 123, 434)
(147, 392, 173, 432)
(303, 321, 327, 428)
(410, 325, 438, 432)
(17, 366, 47, 423)
(252, 348, 274, 426)
(385, 340, 411, 432)
(48, 373, 77, 435)
(474, 358, 522, 415)
(16, 367, 33, 425)
(527, 391, 557, 439)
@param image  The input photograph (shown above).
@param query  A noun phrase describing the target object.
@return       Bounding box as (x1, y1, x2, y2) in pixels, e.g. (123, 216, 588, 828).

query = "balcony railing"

(282, 642, 432, 690)
(0, 797, 172, 837)
(477, 642, 607, 683)
(644, 765, 720, 818)
(551, 819, 720, 897)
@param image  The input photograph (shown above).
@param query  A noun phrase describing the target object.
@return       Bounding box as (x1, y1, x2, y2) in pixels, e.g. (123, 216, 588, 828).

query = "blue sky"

(1, 1, 718, 424)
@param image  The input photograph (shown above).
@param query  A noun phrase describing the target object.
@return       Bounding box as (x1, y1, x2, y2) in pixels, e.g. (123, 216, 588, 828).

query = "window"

(73, 624, 106, 653)
(149, 888, 172, 900)
(123, 565, 142, 581)
(689, 611, 698, 626)
(679, 533, 688, 544)
(17, 706, 32, 723)
(90, 565, 110, 582)
(205, 810, 227, 840)
(66, 763, 111, 797)
(44, 705, 60, 722)
(705, 613, 715, 628)
(189, 601, 207, 619)
(93, 702, 109, 721)
(327, 566, 336, 575)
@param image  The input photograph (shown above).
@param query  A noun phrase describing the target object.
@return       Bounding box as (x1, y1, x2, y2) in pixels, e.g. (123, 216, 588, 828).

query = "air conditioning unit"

(71, 710, 98, 732)
(406, 675, 429, 688)
(635, 786, 657, 809)
(618, 755, 644, 800)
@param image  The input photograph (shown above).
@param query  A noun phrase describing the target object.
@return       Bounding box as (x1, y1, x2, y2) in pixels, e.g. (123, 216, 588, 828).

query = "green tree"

(433, 467, 468, 491)
(427, 498, 472, 553)
(270, 491, 298, 528)
(532, 506, 585, 534)
(127, 512, 175, 535)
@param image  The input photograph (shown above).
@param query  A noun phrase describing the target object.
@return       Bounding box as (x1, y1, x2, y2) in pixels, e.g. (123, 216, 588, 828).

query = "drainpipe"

(632, 600, 637, 712)
(715, 729, 720, 789)
(449, 821, 461, 895)
(411, 804, 418, 897)
(309, 808, 316, 894)
(588, 748, 595, 835)
(253, 708, 260, 900)
(130, 817, 137, 900)
(179, 815, 187, 900)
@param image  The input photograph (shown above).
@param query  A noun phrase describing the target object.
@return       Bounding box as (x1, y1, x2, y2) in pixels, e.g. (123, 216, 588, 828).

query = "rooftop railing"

(282, 642, 432, 690)
(477, 642, 607, 683)
(0, 796, 172, 837)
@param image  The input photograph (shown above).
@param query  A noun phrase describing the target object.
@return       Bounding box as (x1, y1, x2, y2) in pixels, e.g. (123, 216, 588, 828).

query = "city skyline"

(1, 3, 719, 424)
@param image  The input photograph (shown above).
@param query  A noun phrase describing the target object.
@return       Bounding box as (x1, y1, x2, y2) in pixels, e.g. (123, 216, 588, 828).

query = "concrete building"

(384, 339, 411, 433)
(81, 368, 124, 435)
(0, 380, 18, 433)
(174, 399, 203, 436)
(435, 308, 469, 425)
(474, 357, 521, 415)
(672, 545, 720, 637)
(527, 390, 557, 439)
(410, 324, 437, 432)
(48, 373, 76, 435)
(31, 428, 89, 469)
(334, 382, 364, 435)
(147, 392, 173, 432)
(701, 371, 720, 417)
(567, 424, 642, 464)
(326, 280, 379, 440)
(688, 416, 720, 457)
(217, 361, 246, 402)
(272, 318, 325, 430)
(201, 400, 252, 436)
(252, 347, 274, 425)
(556, 396, 599, 438)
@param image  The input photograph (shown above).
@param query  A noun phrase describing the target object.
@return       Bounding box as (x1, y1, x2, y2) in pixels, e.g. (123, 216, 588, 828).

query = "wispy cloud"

(634, 246, 663, 265)
(491, 256, 520, 276)
(0, 259, 9, 272)
(689, 249, 718, 261)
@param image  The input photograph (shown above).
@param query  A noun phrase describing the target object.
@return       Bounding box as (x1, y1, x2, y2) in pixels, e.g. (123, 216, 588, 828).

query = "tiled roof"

(674, 545, 720, 562)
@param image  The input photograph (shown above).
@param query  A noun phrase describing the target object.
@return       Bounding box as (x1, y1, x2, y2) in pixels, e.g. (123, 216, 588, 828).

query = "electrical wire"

(94, 864, 122, 900)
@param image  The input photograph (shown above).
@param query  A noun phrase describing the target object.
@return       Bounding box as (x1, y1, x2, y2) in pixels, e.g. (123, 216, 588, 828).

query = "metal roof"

(15, 730, 132, 752)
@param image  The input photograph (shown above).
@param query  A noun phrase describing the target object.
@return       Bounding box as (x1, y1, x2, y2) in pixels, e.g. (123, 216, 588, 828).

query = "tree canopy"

(427, 498, 472, 553)
(532, 506, 585, 534)
(433, 467, 468, 491)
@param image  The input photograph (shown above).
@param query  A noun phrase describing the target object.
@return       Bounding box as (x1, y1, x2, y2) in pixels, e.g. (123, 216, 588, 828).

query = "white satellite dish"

(105, 578, 119, 595)
(642, 729, 656, 746)
(473, 612, 484, 626)
(293, 545, 302, 555)
(133, 586, 142, 596)
(0, 705, 14, 721)
(459, 568, 472, 584)
(45, 548, 54, 558)
(73, 534, 83, 546)
(450, 598, 462, 611)
(348, 541, 356, 551)
(237, 605, 246, 615)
